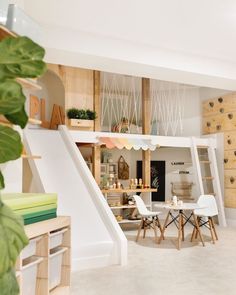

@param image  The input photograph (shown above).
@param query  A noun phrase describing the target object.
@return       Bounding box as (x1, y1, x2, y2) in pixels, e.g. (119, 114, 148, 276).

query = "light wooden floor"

(71, 224, 236, 295)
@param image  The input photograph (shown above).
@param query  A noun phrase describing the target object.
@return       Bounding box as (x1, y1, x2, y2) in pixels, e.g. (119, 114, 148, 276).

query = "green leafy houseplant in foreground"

(0, 36, 46, 294)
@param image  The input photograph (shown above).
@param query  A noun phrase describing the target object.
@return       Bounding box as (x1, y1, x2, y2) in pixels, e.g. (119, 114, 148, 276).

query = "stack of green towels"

(2, 193, 57, 225)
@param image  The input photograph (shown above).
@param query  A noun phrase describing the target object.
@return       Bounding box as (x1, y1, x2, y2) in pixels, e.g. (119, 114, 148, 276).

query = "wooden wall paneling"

(224, 131, 236, 150)
(225, 188, 236, 208)
(202, 111, 236, 134)
(224, 150, 236, 169)
(64, 67, 94, 126)
(224, 169, 236, 189)
(142, 78, 151, 186)
(203, 93, 236, 117)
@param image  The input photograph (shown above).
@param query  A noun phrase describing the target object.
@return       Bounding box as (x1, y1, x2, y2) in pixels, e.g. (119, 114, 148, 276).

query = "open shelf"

(101, 188, 157, 193)
(16, 216, 71, 295)
(118, 219, 141, 224)
(110, 205, 151, 209)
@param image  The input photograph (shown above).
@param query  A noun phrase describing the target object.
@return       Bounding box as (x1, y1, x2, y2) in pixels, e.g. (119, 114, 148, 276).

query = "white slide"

(23, 126, 127, 271)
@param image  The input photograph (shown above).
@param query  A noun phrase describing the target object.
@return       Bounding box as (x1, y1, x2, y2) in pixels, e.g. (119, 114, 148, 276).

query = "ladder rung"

(197, 145, 209, 149)
(200, 161, 211, 164)
(21, 154, 41, 159)
(202, 176, 214, 180)
(207, 192, 216, 196)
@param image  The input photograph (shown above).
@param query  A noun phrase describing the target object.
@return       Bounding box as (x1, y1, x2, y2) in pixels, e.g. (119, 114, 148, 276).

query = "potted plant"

(67, 108, 97, 129)
(0, 35, 46, 294)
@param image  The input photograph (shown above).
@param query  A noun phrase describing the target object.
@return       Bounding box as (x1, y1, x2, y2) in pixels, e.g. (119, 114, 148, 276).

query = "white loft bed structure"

(71, 130, 226, 227)
(23, 126, 226, 270)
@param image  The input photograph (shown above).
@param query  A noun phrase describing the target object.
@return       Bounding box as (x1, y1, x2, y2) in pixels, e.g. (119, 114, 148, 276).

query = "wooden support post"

(142, 78, 151, 187)
(93, 70, 101, 184)
(93, 70, 101, 131)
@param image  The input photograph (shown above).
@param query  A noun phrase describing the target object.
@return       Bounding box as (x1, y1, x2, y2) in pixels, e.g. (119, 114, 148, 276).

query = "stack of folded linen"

(2, 193, 57, 225)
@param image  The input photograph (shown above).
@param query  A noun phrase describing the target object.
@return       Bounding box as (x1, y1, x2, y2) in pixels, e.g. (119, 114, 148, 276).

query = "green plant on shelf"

(67, 108, 97, 120)
(0, 36, 46, 294)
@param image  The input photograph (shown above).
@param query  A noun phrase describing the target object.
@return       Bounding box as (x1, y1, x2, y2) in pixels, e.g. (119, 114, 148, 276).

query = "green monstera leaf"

(5, 107, 28, 129)
(0, 171, 4, 189)
(0, 80, 25, 115)
(0, 36, 47, 80)
(0, 125, 22, 164)
(0, 269, 19, 295)
(0, 203, 28, 275)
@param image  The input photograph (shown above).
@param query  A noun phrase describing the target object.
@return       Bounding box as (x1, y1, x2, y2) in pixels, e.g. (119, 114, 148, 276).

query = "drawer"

(203, 94, 236, 117)
(21, 236, 42, 260)
(224, 150, 236, 169)
(49, 228, 68, 250)
(203, 112, 236, 134)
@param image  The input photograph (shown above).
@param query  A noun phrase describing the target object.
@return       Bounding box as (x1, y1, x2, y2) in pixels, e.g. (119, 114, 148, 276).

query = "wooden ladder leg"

(136, 218, 143, 242)
(210, 217, 218, 240)
(208, 217, 215, 244)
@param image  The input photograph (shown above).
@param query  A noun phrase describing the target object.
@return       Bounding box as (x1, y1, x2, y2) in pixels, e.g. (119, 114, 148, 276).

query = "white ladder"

(190, 137, 226, 227)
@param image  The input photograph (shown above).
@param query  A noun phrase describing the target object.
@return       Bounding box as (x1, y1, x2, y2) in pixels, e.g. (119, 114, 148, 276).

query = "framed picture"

(136, 160, 166, 202)
(100, 164, 108, 176)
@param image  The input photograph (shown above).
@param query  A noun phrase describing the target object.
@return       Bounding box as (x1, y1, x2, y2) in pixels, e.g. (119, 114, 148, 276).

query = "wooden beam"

(142, 78, 151, 134)
(92, 71, 101, 184)
(93, 70, 101, 131)
(142, 78, 151, 186)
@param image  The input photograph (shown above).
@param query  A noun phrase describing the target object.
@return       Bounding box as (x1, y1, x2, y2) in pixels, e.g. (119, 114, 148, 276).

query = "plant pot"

(69, 119, 94, 130)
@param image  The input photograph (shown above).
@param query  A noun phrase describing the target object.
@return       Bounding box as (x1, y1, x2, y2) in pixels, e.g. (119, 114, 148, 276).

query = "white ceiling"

(23, 0, 236, 62)
(21, 0, 236, 90)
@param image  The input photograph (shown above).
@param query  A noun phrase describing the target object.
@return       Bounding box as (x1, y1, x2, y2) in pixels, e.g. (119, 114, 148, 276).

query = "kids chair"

(133, 195, 162, 243)
(191, 194, 218, 244)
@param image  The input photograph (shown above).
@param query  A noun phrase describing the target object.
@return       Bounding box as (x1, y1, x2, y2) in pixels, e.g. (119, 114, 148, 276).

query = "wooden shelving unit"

(16, 216, 71, 295)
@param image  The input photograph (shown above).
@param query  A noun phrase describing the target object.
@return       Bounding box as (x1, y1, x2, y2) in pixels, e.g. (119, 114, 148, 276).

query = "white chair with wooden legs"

(133, 195, 162, 243)
(191, 194, 218, 244)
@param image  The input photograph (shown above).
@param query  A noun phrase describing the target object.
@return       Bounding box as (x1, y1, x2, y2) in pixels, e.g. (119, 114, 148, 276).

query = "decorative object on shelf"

(67, 108, 96, 129)
(0, 34, 46, 294)
(171, 182, 194, 201)
(137, 160, 166, 202)
(112, 117, 129, 133)
(118, 156, 129, 180)
(102, 151, 112, 163)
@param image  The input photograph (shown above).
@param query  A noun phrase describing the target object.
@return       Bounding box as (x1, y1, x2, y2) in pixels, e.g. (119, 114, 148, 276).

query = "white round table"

(154, 202, 205, 250)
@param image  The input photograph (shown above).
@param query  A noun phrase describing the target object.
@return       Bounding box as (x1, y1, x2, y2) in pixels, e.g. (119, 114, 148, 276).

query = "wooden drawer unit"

(224, 131, 236, 150)
(224, 150, 236, 169)
(225, 188, 236, 208)
(225, 169, 236, 189)
(203, 112, 236, 134)
(203, 93, 236, 117)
